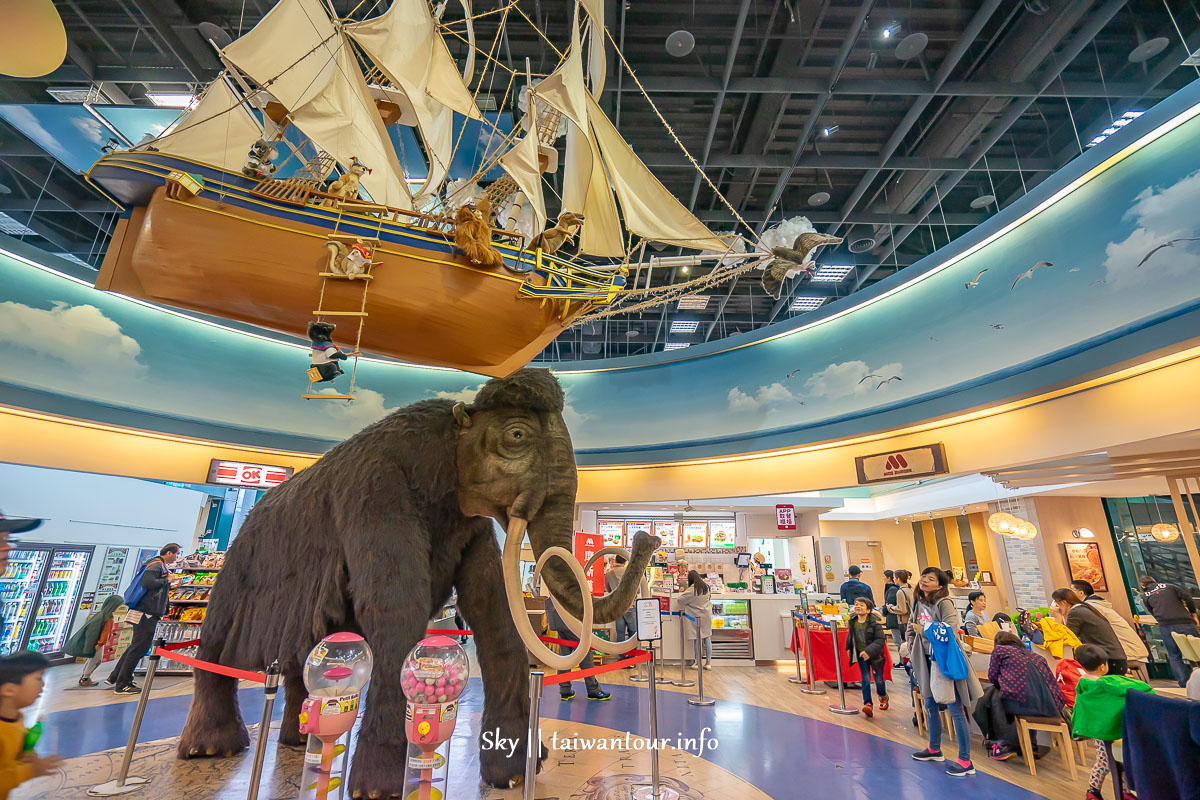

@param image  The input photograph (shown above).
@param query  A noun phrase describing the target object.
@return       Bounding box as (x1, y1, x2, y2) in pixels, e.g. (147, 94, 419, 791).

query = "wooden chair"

(1128, 662, 1150, 683)
(912, 688, 955, 741)
(1015, 715, 1077, 780)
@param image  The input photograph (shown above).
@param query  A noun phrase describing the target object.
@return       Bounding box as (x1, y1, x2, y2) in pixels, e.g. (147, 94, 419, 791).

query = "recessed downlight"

(808, 191, 831, 206)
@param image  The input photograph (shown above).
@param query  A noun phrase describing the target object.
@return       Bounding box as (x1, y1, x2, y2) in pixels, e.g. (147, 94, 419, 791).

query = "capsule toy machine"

(298, 633, 374, 800)
(401, 636, 469, 800)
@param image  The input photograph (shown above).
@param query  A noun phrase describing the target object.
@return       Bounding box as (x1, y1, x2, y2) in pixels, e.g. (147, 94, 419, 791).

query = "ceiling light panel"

(677, 295, 710, 310)
(664, 342, 690, 351)
(146, 92, 197, 108)
(669, 319, 700, 333)
(811, 264, 854, 282)
(790, 295, 826, 311)
(0, 213, 37, 236)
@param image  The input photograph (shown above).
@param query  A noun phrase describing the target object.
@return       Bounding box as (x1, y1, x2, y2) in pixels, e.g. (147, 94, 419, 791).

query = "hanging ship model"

(85, 0, 732, 380)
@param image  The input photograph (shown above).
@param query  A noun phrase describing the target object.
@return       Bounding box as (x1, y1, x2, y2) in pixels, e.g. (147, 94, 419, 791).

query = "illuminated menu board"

(625, 521, 653, 544)
(598, 520, 625, 547)
(682, 522, 709, 549)
(652, 521, 680, 548)
(708, 520, 736, 549)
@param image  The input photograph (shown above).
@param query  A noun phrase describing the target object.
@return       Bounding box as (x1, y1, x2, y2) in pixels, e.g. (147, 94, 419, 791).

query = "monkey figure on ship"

(307, 321, 350, 383)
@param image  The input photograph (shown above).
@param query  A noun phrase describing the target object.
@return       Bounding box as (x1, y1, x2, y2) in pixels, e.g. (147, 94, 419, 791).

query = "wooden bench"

(1015, 715, 1077, 779)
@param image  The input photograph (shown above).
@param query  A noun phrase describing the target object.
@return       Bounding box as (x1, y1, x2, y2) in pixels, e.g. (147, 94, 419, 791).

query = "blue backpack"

(121, 557, 162, 608)
(925, 621, 971, 680)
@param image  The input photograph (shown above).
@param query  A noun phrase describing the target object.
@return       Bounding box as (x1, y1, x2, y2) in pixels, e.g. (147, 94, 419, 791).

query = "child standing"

(845, 597, 889, 717)
(63, 595, 123, 687)
(0, 652, 62, 797)
(1073, 643, 1147, 800)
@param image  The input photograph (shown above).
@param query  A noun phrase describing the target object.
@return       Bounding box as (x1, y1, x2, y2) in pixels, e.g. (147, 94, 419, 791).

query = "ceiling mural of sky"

(2, 83, 1200, 466)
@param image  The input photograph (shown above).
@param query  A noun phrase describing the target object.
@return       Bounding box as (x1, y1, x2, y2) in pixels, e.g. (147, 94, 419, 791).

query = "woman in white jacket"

(678, 570, 714, 670)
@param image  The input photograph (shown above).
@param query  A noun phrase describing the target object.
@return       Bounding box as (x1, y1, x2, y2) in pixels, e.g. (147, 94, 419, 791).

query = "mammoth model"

(177, 369, 658, 797)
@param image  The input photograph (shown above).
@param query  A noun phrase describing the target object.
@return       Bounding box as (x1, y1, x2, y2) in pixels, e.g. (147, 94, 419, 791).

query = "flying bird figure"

(1069, 268, 1080, 273)
(991, 324, 1005, 330)
(1010, 261, 1053, 290)
(876, 376, 902, 390)
(1136, 237, 1200, 268)
(786, 368, 803, 379)
(858, 373, 882, 384)
(964, 268, 988, 289)
(760, 232, 844, 299)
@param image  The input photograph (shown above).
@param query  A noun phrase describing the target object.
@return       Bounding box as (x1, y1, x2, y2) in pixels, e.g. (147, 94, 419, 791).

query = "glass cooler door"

(710, 598, 754, 659)
(0, 548, 50, 656)
(28, 547, 93, 658)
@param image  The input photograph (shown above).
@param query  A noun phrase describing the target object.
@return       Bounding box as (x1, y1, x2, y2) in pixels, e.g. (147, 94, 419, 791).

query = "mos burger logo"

(884, 453, 909, 472)
(856, 444, 947, 485)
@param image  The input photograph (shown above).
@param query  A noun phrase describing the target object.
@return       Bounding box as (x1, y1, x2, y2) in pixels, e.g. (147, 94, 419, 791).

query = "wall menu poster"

(709, 521, 736, 549)
(1063, 542, 1108, 592)
(652, 521, 681, 548)
(625, 521, 653, 544)
(682, 522, 708, 549)
(97, 547, 129, 597)
(598, 520, 626, 547)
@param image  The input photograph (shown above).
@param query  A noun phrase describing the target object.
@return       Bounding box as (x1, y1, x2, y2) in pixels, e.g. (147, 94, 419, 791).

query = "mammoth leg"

(177, 649, 251, 758)
(277, 672, 307, 748)
(347, 520, 432, 799)
(455, 527, 545, 788)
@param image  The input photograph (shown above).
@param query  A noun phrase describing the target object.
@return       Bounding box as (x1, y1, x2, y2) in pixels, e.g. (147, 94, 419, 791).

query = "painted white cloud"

(728, 382, 795, 413)
(801, 360, 904, 400)
(1, 106, 73, 164)
(434, 384, 484, 403)
(428, 382, 592, 431)
(315, 386, 399, 433)
(0, 301, 144, 383)
(1103, 168, 1200, 289)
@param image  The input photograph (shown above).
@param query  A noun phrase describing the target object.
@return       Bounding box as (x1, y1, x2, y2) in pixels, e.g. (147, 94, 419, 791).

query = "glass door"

(28, 548, 93, 657)
(0, 548, 50, 656)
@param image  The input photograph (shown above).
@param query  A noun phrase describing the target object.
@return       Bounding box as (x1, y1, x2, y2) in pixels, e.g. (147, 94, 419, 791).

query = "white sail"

(347, 0, 483, 196)
(580, 0, 606, 97)
(498, 109, 546, 241)
(152, 77, 261, 171)
(586, 93, 729, 252)
(565, 124, 624, 256)
(222, 0, 411, 209)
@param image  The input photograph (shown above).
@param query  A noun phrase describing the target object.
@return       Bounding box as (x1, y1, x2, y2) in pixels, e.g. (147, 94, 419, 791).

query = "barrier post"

(88, 638, 164, 796)
(652, 640, 672, 684)
(827, 619, 858, 715)
(245, 660, 281, 800)
(788, 614, 805, 685)
(686, 635, 714, 707)
(672, 611, 694, 688)
(632, 644, 680, 800)
(522, 671, 543, 800)
(796, 612, 825, 696)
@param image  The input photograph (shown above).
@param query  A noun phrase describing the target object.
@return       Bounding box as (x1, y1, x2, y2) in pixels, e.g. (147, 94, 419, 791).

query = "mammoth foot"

(176, 715, 250, 759)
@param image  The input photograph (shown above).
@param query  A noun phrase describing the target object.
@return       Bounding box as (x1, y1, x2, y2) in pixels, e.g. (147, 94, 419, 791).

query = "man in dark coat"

(1139, 574, 1199, 687)
(839, 565, 874, 605)
(107, 544, 181, 693)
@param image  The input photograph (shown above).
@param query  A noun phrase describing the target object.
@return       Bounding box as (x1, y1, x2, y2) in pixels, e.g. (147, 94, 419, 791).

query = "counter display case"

(711, 597, 753, 659)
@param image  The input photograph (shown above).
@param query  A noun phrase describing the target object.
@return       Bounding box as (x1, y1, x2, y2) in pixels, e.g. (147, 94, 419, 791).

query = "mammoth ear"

(453, 402, 473, 429)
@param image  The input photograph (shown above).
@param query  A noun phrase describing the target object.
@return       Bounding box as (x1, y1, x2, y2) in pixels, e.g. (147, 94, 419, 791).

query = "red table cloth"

(790, 624, 894, 683)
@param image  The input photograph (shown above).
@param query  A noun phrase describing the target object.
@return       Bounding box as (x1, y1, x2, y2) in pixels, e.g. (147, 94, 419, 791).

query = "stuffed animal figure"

(242, 139, 279, 180)
(307, 321, 349, 382)
(530, 212, 585, 255)
(454, 198, 506, 269)
(325, 239, 374, 278)
(324, 158, 371, 206)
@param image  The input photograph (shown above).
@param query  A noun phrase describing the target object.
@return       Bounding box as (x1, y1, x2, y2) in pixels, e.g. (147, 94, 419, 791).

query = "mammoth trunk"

(518, 499, 655, 625)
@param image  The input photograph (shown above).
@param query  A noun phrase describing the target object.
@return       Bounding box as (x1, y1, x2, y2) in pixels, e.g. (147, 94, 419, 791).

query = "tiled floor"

(11, 655, 1109, 799)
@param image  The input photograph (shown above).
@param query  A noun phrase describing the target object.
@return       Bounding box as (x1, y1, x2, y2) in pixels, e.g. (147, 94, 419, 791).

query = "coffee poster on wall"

(1063, 542, 1107, 592)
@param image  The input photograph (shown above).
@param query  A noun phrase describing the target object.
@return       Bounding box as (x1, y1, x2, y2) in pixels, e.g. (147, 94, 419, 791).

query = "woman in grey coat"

(905, 567, 983, 776)
(678, 570, 714, 669)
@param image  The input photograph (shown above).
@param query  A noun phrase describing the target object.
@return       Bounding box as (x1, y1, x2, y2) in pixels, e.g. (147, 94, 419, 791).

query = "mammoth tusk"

(548, 545, 648, 656)
(502, 517, 595, 671)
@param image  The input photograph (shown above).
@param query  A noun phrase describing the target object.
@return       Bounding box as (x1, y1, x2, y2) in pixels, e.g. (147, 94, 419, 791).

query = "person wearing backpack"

(106, 544, 181, 694)
(63, 594, 123, 687)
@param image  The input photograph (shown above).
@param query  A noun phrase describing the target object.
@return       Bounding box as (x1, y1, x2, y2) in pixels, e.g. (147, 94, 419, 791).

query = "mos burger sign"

(855, 444, 948, 485)
(207, 459, 294, 488)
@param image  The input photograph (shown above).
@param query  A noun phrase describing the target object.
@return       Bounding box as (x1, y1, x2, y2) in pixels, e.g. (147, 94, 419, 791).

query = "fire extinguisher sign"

(776, 504, 797, 531)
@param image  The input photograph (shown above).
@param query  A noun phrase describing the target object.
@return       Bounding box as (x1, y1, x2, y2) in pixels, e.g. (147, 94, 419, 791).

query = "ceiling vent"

(848, 236, 876, 253)
(47, 87, 107, 104)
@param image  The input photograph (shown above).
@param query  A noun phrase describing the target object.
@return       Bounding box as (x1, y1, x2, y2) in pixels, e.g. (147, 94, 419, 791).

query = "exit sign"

(206, 459, 293, 488)
(776, 504, 797, 530)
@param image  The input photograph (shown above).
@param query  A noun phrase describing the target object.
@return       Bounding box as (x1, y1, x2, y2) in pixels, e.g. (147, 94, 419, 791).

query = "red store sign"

(776, 504, 797, 531)
(207, 459, 293, 488)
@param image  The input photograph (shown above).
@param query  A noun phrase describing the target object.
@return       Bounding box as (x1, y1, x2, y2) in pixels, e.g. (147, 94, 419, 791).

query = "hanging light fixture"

(1151, 523, 1180, 542)
(988, 511, 1018, 535)
(1012, 518, 1039, 540)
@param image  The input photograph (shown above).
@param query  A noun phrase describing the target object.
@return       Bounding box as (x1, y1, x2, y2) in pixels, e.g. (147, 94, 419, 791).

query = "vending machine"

(0, 545, 94, 663)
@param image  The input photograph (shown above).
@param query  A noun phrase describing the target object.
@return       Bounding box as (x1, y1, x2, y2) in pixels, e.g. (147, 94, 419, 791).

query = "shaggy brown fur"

(454, 198, 506, 269)
(530, 211, 585, 254)
(175, 369, 656, 797)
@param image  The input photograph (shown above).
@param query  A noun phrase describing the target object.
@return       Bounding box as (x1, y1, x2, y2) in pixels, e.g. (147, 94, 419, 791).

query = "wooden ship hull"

(88, 152, 624, 377)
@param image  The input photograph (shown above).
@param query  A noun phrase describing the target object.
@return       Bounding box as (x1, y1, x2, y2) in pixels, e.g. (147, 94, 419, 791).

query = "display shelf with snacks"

(141, 552, 225, 676)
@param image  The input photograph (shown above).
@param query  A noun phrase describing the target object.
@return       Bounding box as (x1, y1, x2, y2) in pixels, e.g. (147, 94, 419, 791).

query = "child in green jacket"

(1072, 644, 1154, 800)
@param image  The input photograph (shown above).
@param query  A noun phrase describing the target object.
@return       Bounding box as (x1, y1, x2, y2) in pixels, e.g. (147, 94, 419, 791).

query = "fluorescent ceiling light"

(811, 264, 854, 282)
(0, 212, 36, 236)
(53, 252, 93, 269)
(669, 319, 700, 333)
(790, 295, 826, 311)
(1086, 111, 1144, 148)
(146, 92, 197, 108)
(677, 295, 710, 310)
(664, 342, 690, 351)
(47, 87, 107, 104)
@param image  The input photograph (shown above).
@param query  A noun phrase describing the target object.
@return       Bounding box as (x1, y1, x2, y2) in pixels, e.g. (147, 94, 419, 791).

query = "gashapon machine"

(298, 633, 374, 800)
(401, 636, 469, 800)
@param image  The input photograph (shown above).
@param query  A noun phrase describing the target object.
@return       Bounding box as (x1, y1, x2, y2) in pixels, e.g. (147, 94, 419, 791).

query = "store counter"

(659, 592, 806, 666)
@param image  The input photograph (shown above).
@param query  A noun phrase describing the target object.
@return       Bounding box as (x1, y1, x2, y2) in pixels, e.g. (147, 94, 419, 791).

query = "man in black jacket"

(1139, 574, 1199, 687)
(107, 543, 181, 694)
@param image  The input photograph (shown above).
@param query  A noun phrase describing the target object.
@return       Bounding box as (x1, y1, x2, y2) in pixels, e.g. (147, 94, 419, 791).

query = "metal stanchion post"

(522, 671, 543, 800)
(673, 612, 694, 688)
(246, 660, 281, 800)
(826, 620, 858, 715)
(797, 613, 825, 696)
(628, 635, 650, 684)
(632, 649, 679, 800)
(788, 614, 804, 685)
(88, 638, 164, 796)
(686, 636, 714, 707)
(652, 639, 671, 684)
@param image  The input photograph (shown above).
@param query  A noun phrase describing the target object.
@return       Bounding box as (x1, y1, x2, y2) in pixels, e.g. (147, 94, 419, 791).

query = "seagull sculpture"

(786, 368, 803, 379)
(876, 376, 902, 390)
(858, 373, 882, 384)
(964, 268, 988, 289)
(1010, 261, 1053, 290)
(1136, 237, 1200, 268)
(760, 232, 844, 299)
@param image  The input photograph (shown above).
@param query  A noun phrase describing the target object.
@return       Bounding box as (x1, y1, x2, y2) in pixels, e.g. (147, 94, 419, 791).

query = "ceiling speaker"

(666, 30, 695, 58)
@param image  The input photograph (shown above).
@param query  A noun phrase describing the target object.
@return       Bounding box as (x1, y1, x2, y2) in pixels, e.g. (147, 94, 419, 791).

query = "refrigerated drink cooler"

(710, 598, 754, 660)
(0, 545, 94, 663)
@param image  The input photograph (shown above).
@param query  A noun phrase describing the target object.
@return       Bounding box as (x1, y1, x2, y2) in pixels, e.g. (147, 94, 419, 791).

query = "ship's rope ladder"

(301, 203, 386, 402)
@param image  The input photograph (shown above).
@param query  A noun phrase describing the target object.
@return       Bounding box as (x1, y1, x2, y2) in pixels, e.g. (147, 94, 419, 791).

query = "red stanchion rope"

(541, 649, 651, 686)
